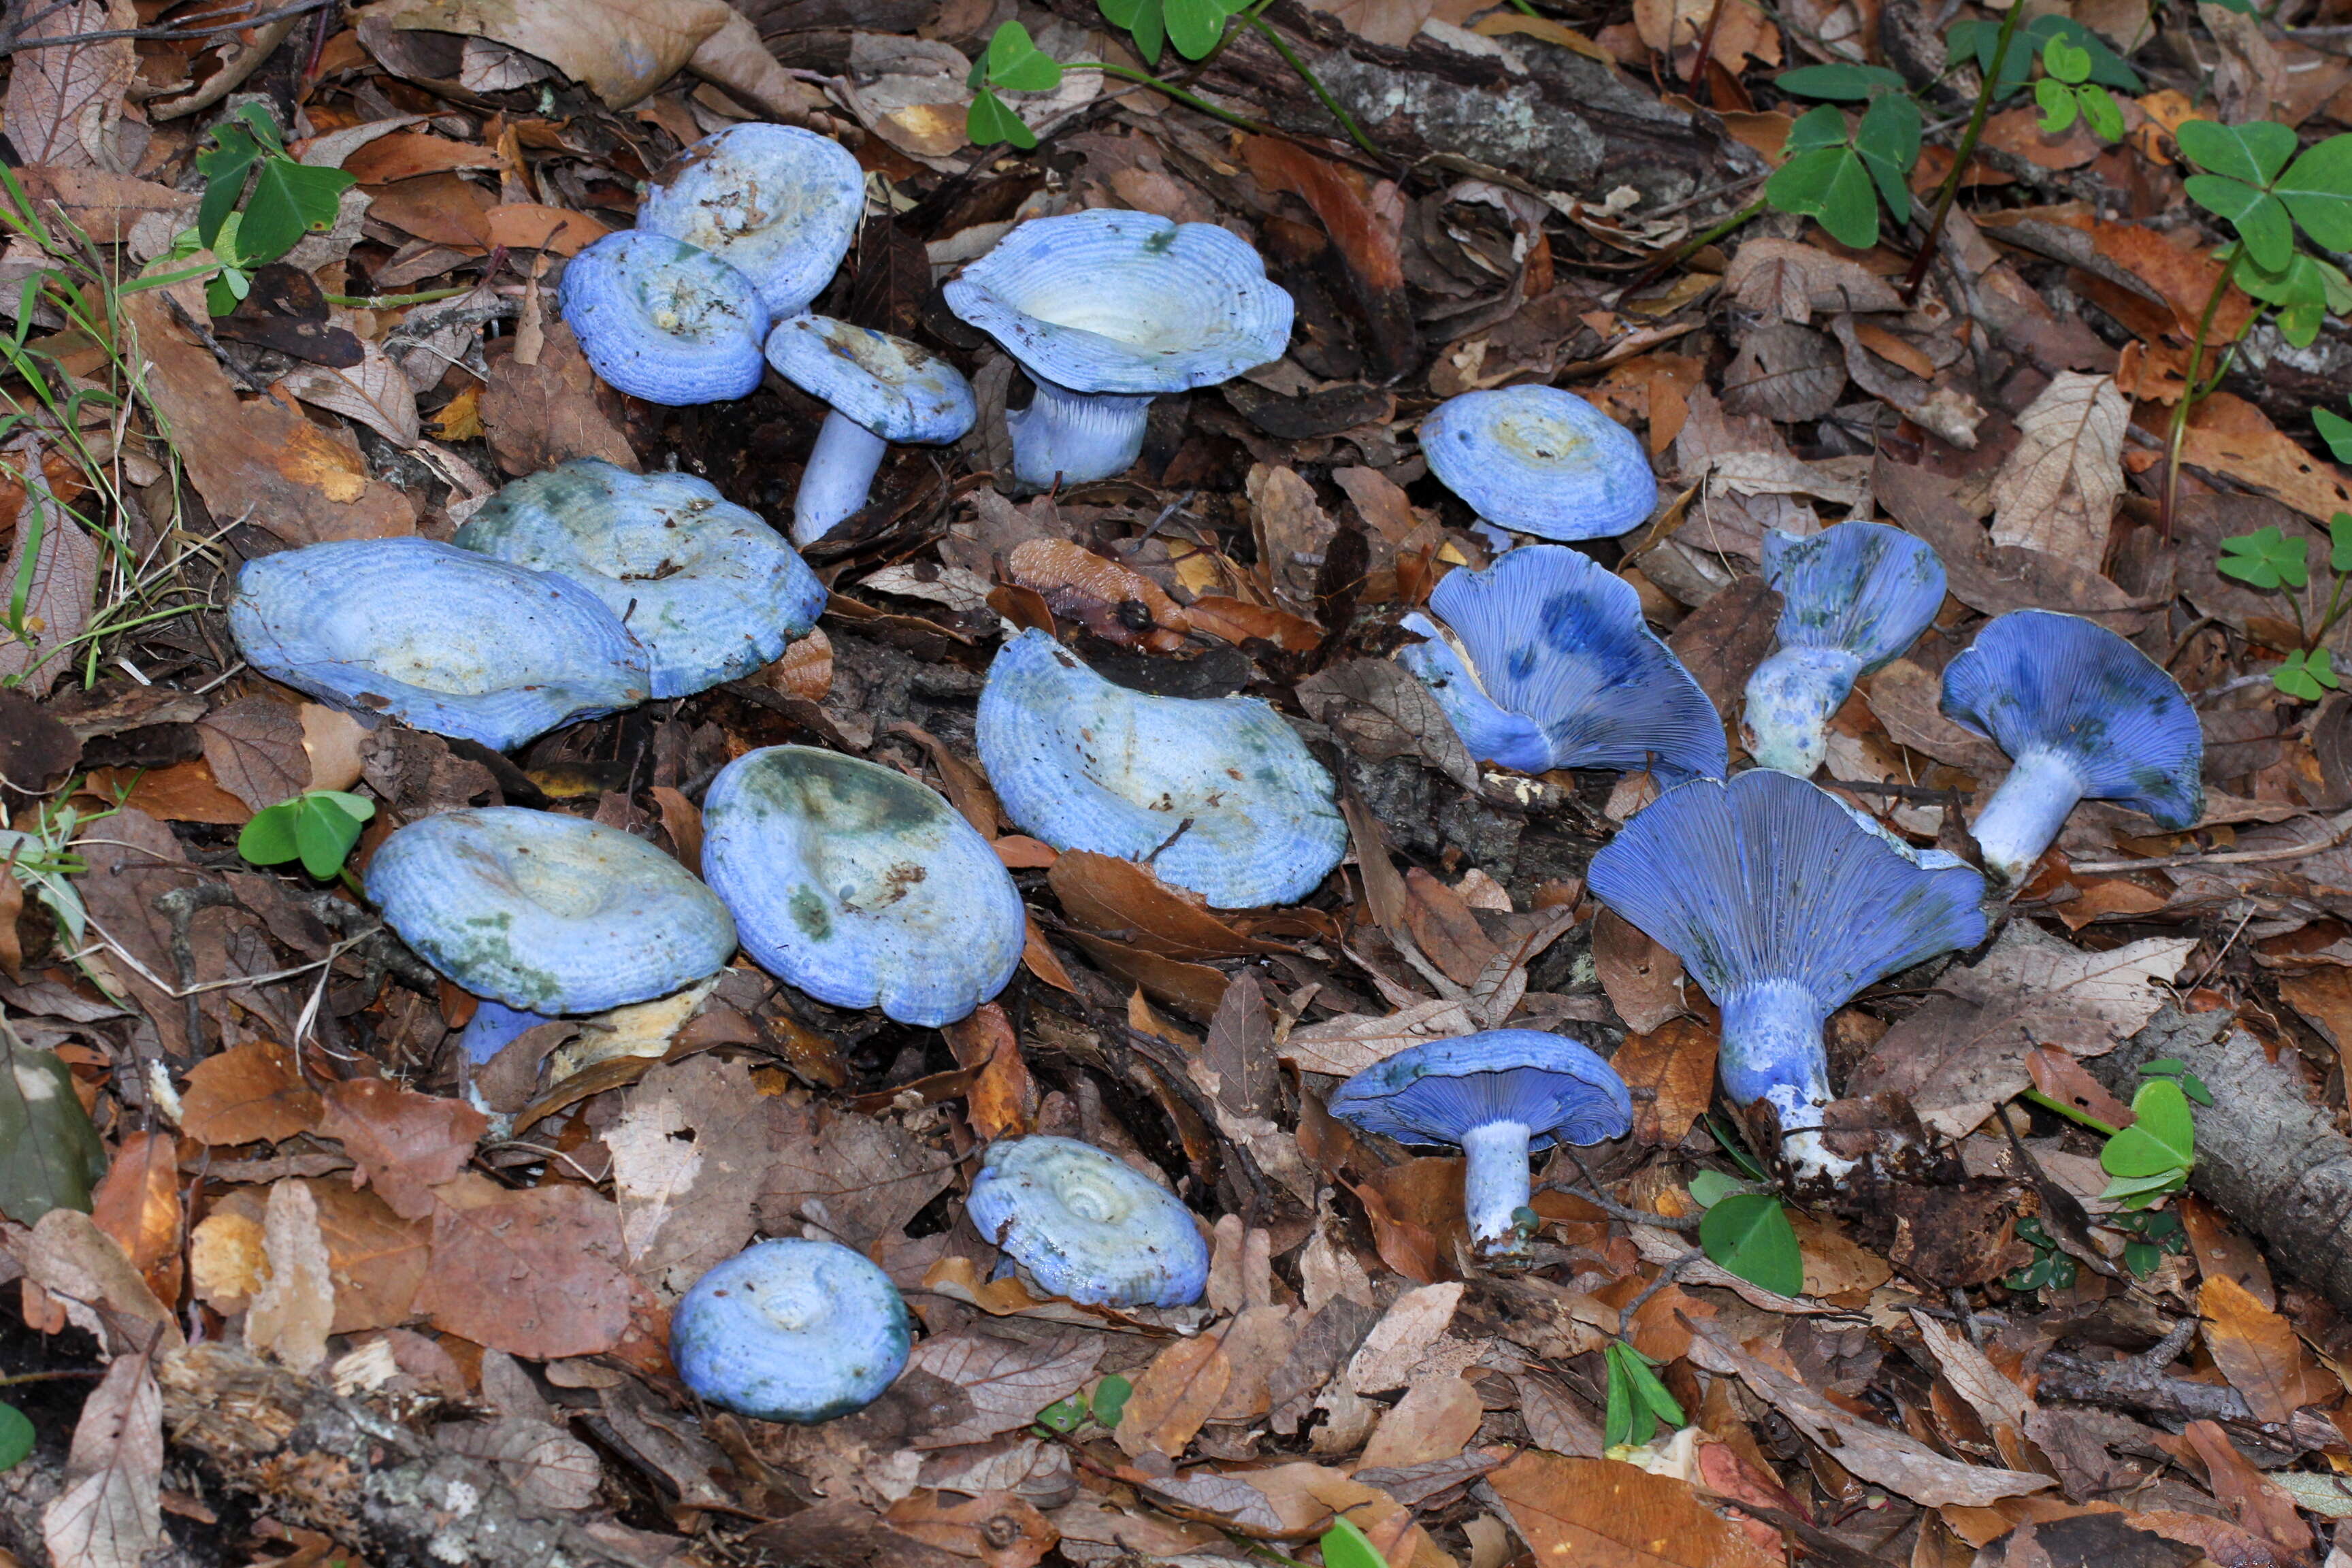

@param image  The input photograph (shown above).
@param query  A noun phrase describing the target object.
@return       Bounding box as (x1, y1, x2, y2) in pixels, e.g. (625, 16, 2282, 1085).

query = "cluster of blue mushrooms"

(672, 1239, 913, 1422)
(966, 1136, 1211, 1307)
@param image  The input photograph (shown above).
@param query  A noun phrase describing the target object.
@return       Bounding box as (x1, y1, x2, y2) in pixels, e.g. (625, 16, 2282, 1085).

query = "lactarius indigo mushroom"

(977, 629, 1346, 908)
(1587, 769, 1985, 1174)
(700, 746, 1024, 1026)
(1744, 523, 1946, 777)
(455, 459, 825, 698)
(635, 124, 865, 316)
(966, 1136, 1209, 1307)
(1420, 386, 1657, 540)
(1328, 1031, 1631, 1258)
(1395, 544, 1725, 779)
(672, 1239, 911, 1422)
(943, 208, 1293, 487)
(229, 538, 649, 752)
(763, 313, 977, 546)
(558, 231, 770, 406)
(1939, 608, 2203, 885)
(365, 808, 738, 1062)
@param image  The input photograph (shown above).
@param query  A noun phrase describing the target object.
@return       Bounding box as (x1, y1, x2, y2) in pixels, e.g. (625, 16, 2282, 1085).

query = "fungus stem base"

(1005, 374, 1154, 488)
(458, 998, 554, 1064)
(1968, 749, 2085, 885)
(1742, 647, 1863, 777)
(1460, 1118, 1536, 1256)
(793, 409, 889, 548)
(1719, 982, 1848, 1177)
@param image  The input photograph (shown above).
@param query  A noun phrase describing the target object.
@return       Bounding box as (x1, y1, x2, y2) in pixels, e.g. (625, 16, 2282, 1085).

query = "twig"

(1620, 1248, 1699, 1333)
(1537, 1173, 1704, 1232)
(2067, 809, 2352, 874)
(1, 0, 333, 52)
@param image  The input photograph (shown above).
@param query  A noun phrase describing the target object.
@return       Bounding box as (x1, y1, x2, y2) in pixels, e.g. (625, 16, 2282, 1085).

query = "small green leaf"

(2317, 410, 2352, 466)
(1783, 103, 1851, 154)
(2042, 35, 2091, 84)
(2035, 78, 2078, 135)
(1774, 62, 1909, 99)
(2275, 648, 2340, 700)
(238, 798, 304, 866)
(1034, 1394, 1084, 1433)
(1089, 1373, 1132, 1429)
(2328, 509, 2352, 572)
(966, 88, 1037, 150)
(2185, 175, 2294, 272)
(1603, 1341, 1683, 1449)
(1321, 1518, 1387, 1568)
(195, 123, 263, 248)
(1685, 1169, 1743, 1209)
(0, 1034, 108, 1224)
(2123, 1239, 2159, 1278)
(2138, 1058, 2185, 1076)
(2278, 133, 2352, 253)
(2177, 118, 2298, 186)
(1163, 0, 1235, 59)
(1855, 92, 1921, 217)
(2100, 1077, 2194, 1179)
(294, 795, 366, 880)
(1765, 144, 1878, 251)
(237, 158, 357, 267)
(312, 789, 376, 826)
(2217, 525, 2308, 590)
(1096, 0, 1165, 64)
(1699, 1193, 1805, 1296)
(0, 1402, 30, 1474)
(2077, 84, 2123, 143)
(985, 20, 1065, 91)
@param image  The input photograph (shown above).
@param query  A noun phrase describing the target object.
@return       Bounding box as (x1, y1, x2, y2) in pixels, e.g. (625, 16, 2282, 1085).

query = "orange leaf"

(1004, 539, 1189, 653)
(178, 1040, 323, 1146)
(88, 1130, 182, 1307)
(1115, 1333, 1232, 1458)
(1611, 1018, 1718, 1145)
(1488, 1450, 1778, 1568)
(2199, 1275, 2339, 1426)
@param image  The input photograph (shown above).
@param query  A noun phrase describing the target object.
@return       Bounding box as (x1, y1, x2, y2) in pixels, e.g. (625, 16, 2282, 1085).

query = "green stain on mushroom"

(789, 885, 833, 941)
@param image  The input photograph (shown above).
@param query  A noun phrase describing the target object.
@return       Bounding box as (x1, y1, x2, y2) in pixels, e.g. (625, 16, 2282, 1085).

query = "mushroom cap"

(558, 231, 770, 406)
(1761, 523, 1946, 670)
(636, 125, 864, 316)
(943, 208, 1293, 395)
(764, 313, 977, 443)
(229, 538, 649, 752)
(1394, 544, 1726, 779)
(1939, 608, 2203, 827)
(700, 746, 1025, 1026)
(965, 1136, 1209, 1308)
(455, 459, 825, 699)
(976, 629, 1347, 909)
(671, 1239, 911, 1423)
(1420, 387, 1656, 540)
(1326, 1030, 1632, 1149)
(1587, 768, 1986, 1010)
(365, 806, 737, 1016)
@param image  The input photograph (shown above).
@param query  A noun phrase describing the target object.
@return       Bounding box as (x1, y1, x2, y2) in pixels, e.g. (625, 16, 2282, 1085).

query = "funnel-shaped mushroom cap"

(977, 630, 1346, 909)
(1420, 387, 1656, 540)
(365, 807, 737, 1017)
(636, 124, 864, 316)
(1744, 523, 1946, 775)
(701, 746, 1024, 1026)
(672, 1239, 911, 1422)
(1395, 544, 1725, 779)
(229, 538, 649, 751)
(943, 208, 1293, 395)
(1327, 1030, 1631, 1148)
(455, 459, 824, 699)
(559, 231, 769, 406)
(965, 1136, 1208, 1307)
(764, 314, 977, 442)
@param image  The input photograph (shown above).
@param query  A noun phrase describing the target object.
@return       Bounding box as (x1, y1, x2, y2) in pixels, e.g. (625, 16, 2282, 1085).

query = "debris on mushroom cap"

(763, 314, 977, 444)
(1395, 544, 1726, 780)
(558, 231, 770, 407)
(365, 807, 738, 1019)
(1940, 608, 2204, 884)
(966, 1136, 1209, 1308)
(1419, 385, 1657, 540)
(636, 123, 864, 317)
(976, 629, 1347, 909)
(455, 459, 825, 700)
(700, 745, 1025, 1028)
(229, 538, 650, 753)
(1587, 770, 1985, 1172)
(672, 1238, 912, 1423)
(1744, 523, 1946, 777)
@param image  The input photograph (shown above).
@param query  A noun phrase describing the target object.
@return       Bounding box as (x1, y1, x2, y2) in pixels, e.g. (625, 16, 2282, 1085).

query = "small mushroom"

(762, 313, 977, 546)
(1587, 769, 1986, 1175)
(1939, 608, 2203, 885)
(558, 231, 770, 406)
(365, 807, 738, 1061)
(943, 209, 1293, 487)
(671, 1238, 912, 1422)
(635, 124, 864, 317)
(455, 459, 826, 698)
(229, 538, 649, 752)
(976, 629, 1347, 908)
(1326, 1030, 1631, 1258)
(1743, 524, 1946, 777)
(1395, 544, 1725, 779)
(1420, 386, 1656, 540)
(965, 1136, 1209, 1307)
(700, 745, 1024, 1026)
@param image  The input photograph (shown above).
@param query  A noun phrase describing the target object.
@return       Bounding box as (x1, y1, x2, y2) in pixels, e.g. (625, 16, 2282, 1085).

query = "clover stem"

(2021, 1088, 2119, 1138)
(2160, 259, 2238, 542)
(1073, 63, 1278, 137)
(1242, 14, 1380, 155)
(1900, 0, 2027, 301)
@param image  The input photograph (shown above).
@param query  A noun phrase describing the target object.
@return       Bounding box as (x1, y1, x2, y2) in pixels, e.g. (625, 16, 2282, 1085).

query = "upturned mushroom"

(976, 628, 1346, 909)
(635, 124, 864, 317)
(558, 231, 770, 406)
(1395, 544, 1725, 779)
(672, 1239, 912, 1422)
(1327, 1030, 1632, 1258)
(944, 208, 1293, 487)
(966, 1136, 1209, 1308)
(1420, 385, 1657, 540)
(1587, 769, 1986, 1175)
(1939, 608, 2204, 885)
(762, 313, 977, 546)
(1743, 523, 1946, 777)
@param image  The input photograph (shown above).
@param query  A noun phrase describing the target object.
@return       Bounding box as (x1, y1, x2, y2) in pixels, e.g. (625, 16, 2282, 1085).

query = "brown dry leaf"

(903, 1332, 1104, 1448)
(1666, 574, 1782, 719)
(5, 0, 135, 169)
(87, 1130, 182, 1309)
(2199, 1274, 2338, 1424)
(1005, 540, 1189, 653)
(1720, 239, 1903, 325)
(1488, 1450, 1778, 1568)
(1405, 868, 1501, 985)
(479, 324, 638, 476)
(1792, 1212, 1891, 1296)
(1988, 372, 2129, 574)
(1247, 464, 1341, 608)
(1633, 0, 1778, 71)
(1358, 1373, 1482, 1471)
(1281, 997, 1477, 1077)
(2169, 391, 2352, 525)
(178, 1040, 324, 1145)
(1595, 909, 1686, 1034)
(1347, 1281, 1464, 1392)
(756, 1099, 952, 1248)
(0, 476, 98, 700)
(1047, 851, 1273, 960)
(276, 336, 423, 448)
(1297, 0, 1440, 47)
(40, 1346, 163, 1568)
(20, 1208, 182, 1356)
(1298, 659, 1487, 798)
(196, 698, 310, 813)
(244, 1178, 336, 1375)
(1117, 1332, 1234, 1458)
(308, 1179, 429, 1335)
(1186, 595, 1324, 653)
(1910, 1308, 2030, 1439)
(2181, 1419, 2313, 1561)
(1612, 1018, 1717, 1145)
(316, 1077, 488, 1220)
(1241, 139, 1416, 378)
(413, 1175, 632, 1358)
(436, 1417, 602, 1511)
(943, 1004, 1039, 1141)
(485, 203, 611, 255)
(1863, 660, 2008, 774)
(1877, 460, 2151, 627)
(343, 131, 508, 182)
(885, 1491, 1060, 1568)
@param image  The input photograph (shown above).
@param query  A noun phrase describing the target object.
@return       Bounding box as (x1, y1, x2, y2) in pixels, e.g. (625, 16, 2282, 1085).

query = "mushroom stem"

(1459, 1117, 1537, 1254)
(1719, 980, 1849, 1176)
(1742, 647, 1863, 777)
(793, 408, 889, 546)
(458, 998, 553, 1063)
(1006, 374, 1154, 487)
(1967, 748, 2085, 884)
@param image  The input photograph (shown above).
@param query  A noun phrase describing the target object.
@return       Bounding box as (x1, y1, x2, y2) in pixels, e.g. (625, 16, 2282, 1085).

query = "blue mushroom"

(1420, 386, 1656, 540)
(977, 629, 1345, 908)
(1940, 609, 2203, 885)
(1744, 524, 1946, 777)
(635, 124, 864, 318)
(965, 1136, 1209, 1307)
(1395, 544, 1725, 780)
(1327, 1030, 1631, 1258)
(558, 231, 770, 406)
(700, 746, 1024, 1026)
(672, 1238, 911, 1422)
(763, 314, 977, 547)
(229, 538, 649, 752)
(365, 807, 738, 1060)
(455, 459, 825, 698)
(1587, 770, 1986, 1175)
(943, 209, 1293, 488)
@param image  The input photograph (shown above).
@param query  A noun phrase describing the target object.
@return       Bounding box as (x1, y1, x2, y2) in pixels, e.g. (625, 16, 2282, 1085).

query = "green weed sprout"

(2215, 512, 2352, 698)
(1603, 1340, 1686, 1450)
(184, 103, 356, 314)
(238, 789, 375, 883)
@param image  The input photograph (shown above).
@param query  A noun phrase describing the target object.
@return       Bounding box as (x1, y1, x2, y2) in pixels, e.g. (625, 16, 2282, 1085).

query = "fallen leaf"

(1047, 851, 1274, 961)
(276, 336, 423, 447)
(178, 1040, 323, 1146)
(1988, 372, 2129, 573)
(1488, 1449, 1777, 1568)
(316, 1078, 487, 1220)
(307, 1179, 429, 1335)
(903, 1332, 1104, 1448)
(1299, 659, 1487, 798)
(437, 1417, 603, 1510)
(5, 0, 135, 170)
(1358, 1372, 1482, 1470)
(0, 474, 97, 700)
(1595, 909, 1688, 1034)
(1612, 1018, 1718, 1145)
(1006, 539, 1189, 653)
(41, 1347, 162, 1568)
(87, 1130, 182, 1309)
(1721, 239, 1904, 325)
(1282, 997, 1478, 1077)
(755, 1100, 952, 1247)
(478, 324, 638, 476)
(1117, 1332, 1233, 1458)
(414, 1175, 632, 1358)
(244, 1178, 335, 1374)
(195, 698, 310, 812)
(885, 1490, 1060, 1568)
(2200, 1274, 2336, 1425)
(2182, 1419, 2312, 1561)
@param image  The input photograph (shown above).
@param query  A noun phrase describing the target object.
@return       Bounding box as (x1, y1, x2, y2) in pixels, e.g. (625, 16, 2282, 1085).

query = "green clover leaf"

(2078, 84, 2123, 143)
(2329, 510, 2352, 572)
(2317, 409, 2352, 465)
(1774, 62, 1910, 99)
(2036, 78, 2077, 135)
(967, 87, 1037, 150)
(2100, 1077, 2195, 1181)
(2217, 524, 2307, 590)
(2275, 647, 2341, 700)
(2042, 34, 2092, 84)
(1698, 1192, 1805, 1296)
(0, 1403, 30, 1474)
(1855, 91, 1921, 216)
(2276, 133, 2352, 255)
(985, 21, 1064, 91)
